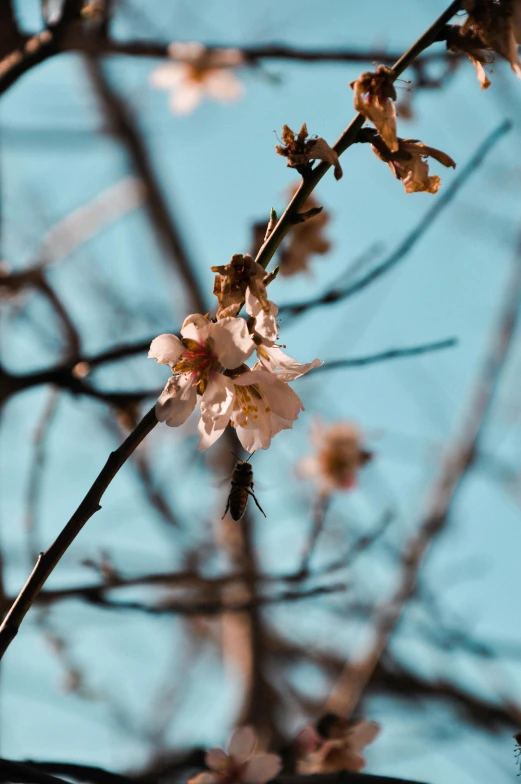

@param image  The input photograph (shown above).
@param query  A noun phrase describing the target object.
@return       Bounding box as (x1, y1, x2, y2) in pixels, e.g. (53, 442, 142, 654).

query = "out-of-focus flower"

(461, 0, 521, 80)
(276, 124, 343, 180)
(150, 42, 245, 115)
(212, 254, 269, 319)
(149, 314, 253, 432)
(296, 715, 381, 774)
(188, 726, 282, 784)
(371, 135, 456, 194)
(279, 193, 332, 276)
(350, 65, 398, 152)
(298, 420, 373, 493)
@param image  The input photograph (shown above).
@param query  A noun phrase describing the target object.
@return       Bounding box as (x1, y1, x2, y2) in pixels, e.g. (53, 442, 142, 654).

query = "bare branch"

(0, 407, 158, 658)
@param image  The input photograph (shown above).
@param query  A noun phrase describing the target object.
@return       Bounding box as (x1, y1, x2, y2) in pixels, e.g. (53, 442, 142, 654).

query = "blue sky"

(2, 2, 521, 783)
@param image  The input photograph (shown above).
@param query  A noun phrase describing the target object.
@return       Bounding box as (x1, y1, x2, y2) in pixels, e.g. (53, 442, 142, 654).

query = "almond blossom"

(150, 42, 245, 115)
(188, 726, 282, 784)
(198, 364, 312, 452)
(149, 314, 254, 429)
(150, 310, 320, 451)
(276, 124, 343, 180)
(371, 135, 456, 194)
(298, 420, 373, 494)
(296, 717, 380, 774)
(461, 0, 521, 81)
(351, 65, 398, 152)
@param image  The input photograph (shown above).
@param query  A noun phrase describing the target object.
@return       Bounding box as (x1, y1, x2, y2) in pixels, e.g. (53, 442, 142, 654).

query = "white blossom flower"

(296, 718, 380, 774)
(149, 314, 254, 431)
(150, 42, 245, 115)
(188, 726, 282, 784)
(198, 365, 309, 452)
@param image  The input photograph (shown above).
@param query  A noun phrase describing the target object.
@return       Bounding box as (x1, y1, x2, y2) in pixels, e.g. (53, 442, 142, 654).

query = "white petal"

(235, 416, 272, 452)
(234, 370, 303, 421)
(149, 63, 187, 90)
(228, 727, 257, 765)
(201, 374, 235, 414)
(168, 41, 206, 61)
(197, 410, 230, 450)
(181, 314, 211, 343)
(246, 289, 278, 344)
(170, 83, 204, 115)
(242, 755, 282, 784)
(155, 375, 197, 426)
(262, 346, 322, 381)
(203, 70, 245, 102)
(209, 318, 254, 368)
(149, 334, 184, 367)
(205, 748, 229, 772)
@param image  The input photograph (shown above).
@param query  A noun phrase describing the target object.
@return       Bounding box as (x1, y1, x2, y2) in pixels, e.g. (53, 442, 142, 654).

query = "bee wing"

(346, 720, 381, 751)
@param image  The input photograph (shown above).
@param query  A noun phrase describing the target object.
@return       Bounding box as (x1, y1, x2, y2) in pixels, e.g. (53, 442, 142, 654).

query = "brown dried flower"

(459, 0, 521, 84)
(279, 193, 331, 277)
(350, 65, 398, 152)
(371, 135, 456, 194)
(212, 253, 269, 318)
(276, 123, 343, 180)
(446, 24, 493, 88)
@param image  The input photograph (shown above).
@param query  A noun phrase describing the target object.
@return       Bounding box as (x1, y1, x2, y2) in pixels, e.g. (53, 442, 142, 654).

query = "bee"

(222, 453, 266, 522)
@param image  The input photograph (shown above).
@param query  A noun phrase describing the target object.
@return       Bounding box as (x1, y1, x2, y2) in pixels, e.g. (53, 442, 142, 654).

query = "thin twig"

(314, 338, 457, 373)
(298, 493, 331, 575)
(254, 1, 463, 273)
(0, 407, 158, 659)
(279, 120, 511, 318)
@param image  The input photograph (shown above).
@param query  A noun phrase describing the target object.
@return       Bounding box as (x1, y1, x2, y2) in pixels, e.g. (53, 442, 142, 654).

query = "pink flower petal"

(205, 748, 230, 773)
(204, 70, 245, 102)
(242, 754, 282, 784)
(228, 726, 257, 765)
(188, 772, 221, 784)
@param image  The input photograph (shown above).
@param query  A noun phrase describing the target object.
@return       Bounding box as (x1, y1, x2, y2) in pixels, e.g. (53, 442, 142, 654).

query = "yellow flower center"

(173, 338, 219, 395)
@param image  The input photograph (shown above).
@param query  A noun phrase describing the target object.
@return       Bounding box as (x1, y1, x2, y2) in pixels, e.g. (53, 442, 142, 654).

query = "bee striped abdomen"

(223, 459, 266, 521)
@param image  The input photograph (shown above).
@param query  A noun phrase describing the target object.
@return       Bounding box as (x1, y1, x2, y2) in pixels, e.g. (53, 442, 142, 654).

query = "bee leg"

(246, 489, 266, 518)
(222, 498, 230, 520)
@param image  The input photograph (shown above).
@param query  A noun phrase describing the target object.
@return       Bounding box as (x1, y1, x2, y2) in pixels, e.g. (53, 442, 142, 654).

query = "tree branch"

(254, 2, 463, 274)
(0, 406, 158, 658)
